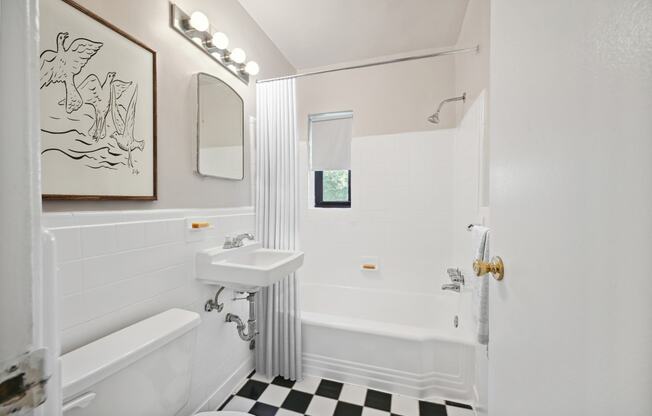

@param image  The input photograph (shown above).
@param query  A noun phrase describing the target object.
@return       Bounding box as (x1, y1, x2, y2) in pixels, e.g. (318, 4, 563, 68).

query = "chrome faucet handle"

(450, 273, 465, 284)
(447, 268, 461, 277)
(223, 236, 235, 249)
(446, 268, 464, 284)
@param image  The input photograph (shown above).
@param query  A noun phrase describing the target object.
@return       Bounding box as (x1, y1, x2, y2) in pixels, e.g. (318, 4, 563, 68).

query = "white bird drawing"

(40, 32, 103, 113)
(66, 72, 132, 141)
(110, 85, 144, 170)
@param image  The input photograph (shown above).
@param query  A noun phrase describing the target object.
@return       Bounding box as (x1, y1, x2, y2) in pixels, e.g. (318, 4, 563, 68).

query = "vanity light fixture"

(211, 32, 229, 50)
(189, 11, 209, 31)
(245, 61, 260, 75)
(229, 48, 246, 64)
(170, 3, 259, 84)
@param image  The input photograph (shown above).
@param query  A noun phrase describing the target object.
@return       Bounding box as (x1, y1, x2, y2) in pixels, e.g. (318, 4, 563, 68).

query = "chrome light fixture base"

(170, 3, 250, 84)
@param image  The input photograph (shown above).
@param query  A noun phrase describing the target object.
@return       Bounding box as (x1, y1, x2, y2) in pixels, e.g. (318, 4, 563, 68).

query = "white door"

(0, 1, 58, 415)
(489, 0, 652, 415)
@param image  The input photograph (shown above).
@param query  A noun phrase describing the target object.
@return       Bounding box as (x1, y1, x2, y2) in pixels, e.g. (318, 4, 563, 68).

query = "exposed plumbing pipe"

(226, 292, 257, 347)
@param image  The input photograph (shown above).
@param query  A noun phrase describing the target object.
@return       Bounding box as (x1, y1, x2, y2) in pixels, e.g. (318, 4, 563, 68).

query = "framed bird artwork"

(39, 0, 157, 200)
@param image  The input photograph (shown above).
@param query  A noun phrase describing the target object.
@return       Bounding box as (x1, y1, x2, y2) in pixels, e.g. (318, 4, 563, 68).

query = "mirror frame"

(196, 72, 245, 180)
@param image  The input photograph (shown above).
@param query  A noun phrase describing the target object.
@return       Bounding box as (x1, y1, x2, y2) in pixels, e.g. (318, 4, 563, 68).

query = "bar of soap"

(191, 222, 210, 229)
(362, 264, 376, 270)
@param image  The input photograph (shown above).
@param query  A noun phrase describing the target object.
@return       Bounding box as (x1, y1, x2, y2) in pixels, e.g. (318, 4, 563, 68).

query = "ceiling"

(237, 0, 470, 70)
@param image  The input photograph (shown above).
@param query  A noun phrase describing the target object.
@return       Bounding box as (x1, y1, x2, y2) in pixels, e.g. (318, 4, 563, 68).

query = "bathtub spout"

(441, 283, 461, 292)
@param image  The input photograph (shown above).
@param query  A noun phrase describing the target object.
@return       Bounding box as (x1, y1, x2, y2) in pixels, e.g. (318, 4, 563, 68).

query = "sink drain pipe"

(226, 292, 258, 349)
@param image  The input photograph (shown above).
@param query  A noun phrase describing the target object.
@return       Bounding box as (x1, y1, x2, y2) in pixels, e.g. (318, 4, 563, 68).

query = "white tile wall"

(299, 130, 456, 295)
(45, 207, 256, 413)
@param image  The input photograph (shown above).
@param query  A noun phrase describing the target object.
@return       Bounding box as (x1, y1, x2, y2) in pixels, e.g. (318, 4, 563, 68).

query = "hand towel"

(471, 225, 490, 345)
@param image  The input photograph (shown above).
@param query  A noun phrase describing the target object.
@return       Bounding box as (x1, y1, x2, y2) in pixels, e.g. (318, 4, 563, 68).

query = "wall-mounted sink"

(196, 241, 304, 291)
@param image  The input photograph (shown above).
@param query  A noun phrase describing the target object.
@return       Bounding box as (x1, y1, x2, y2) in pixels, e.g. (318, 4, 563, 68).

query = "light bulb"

(211, 51, 223, 61)
(192, 36, 203, 46)
(227, 64, 238, 72)
(244, 61, 260, 75)
(189, 11, 209, 32)
(230, 48, 246, 64)
(211, 32, 229, 50)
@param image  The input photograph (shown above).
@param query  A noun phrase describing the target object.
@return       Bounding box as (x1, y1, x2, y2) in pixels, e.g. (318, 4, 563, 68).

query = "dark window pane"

(315, 170, 351, 208)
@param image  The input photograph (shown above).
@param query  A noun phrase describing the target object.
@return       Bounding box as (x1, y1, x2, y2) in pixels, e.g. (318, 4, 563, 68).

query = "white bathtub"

(300, 283, 477, 402)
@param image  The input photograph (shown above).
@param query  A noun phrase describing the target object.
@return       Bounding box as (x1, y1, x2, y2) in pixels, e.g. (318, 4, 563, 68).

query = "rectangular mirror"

(197, 72, 244, 180)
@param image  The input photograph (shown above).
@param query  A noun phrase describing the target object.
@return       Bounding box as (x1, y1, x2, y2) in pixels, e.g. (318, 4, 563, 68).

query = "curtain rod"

(256, 45, 479, 84)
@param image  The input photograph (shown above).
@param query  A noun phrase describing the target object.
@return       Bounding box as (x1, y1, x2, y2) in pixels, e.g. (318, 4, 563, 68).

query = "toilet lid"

(196, 412, 250, 416)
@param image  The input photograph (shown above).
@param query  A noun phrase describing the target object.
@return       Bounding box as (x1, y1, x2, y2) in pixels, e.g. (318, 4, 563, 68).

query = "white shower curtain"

(254, 79, 302, 380)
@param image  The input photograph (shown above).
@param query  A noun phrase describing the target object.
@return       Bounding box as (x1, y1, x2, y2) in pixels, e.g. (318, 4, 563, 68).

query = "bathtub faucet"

(441, 282, 461, 292)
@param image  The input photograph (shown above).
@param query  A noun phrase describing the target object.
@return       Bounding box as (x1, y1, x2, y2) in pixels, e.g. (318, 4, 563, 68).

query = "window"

(309, 111, 353, 208)
(315, 170, 351, 208)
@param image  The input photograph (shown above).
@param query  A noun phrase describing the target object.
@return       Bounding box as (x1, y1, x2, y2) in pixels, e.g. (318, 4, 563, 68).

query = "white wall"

(42, 0, 295, 212)
(296, 54, 458, 141)
(299, 131, 455, 295)
(45, 208, 256, 413)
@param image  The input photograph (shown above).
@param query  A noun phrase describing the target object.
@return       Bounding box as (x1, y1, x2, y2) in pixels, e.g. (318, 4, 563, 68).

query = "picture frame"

(39, 0, 157, 200)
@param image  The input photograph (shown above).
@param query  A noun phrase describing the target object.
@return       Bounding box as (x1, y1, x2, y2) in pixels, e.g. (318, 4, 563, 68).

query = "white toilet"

(61, 308, 248, 416)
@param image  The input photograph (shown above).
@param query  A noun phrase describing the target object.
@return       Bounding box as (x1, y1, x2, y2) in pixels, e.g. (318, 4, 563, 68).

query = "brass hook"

(473, 256, 504, 281)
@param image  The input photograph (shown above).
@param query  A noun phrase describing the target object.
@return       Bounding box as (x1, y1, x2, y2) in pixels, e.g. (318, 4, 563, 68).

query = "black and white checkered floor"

(218, 372, 475, 416)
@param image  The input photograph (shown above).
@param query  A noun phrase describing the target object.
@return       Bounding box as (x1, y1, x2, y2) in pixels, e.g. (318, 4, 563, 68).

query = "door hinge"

(0, 349, 49, 415)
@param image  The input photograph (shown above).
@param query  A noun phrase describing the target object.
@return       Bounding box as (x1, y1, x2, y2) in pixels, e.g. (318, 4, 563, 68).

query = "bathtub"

(300, 283, 477, 402)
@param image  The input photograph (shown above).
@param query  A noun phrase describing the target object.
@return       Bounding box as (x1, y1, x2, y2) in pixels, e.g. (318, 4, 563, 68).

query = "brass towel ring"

(473, 256, 504, 281)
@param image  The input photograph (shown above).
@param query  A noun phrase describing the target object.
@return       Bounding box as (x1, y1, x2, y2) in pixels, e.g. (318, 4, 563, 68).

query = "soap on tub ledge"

(360, 256, 380, 271)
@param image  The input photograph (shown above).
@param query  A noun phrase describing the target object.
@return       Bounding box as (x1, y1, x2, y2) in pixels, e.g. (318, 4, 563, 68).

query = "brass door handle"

(473, 256, 504, 281)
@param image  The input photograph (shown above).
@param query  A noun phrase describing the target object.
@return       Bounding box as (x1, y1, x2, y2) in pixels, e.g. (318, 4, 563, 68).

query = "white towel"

(471, 225, 490, 345)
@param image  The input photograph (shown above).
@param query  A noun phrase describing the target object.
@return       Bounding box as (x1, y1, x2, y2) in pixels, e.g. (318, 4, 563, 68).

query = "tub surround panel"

(299, 130, 456, 295)
(46, 207, 255, 414)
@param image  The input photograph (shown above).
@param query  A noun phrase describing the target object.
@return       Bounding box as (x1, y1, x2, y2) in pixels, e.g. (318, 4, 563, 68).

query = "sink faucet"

(441, 282, 461, 292)
(223, 233, 255, 249)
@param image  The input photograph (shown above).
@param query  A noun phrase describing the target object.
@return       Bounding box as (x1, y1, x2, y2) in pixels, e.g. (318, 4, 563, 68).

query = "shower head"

(427, 92, 466, 124)
(427, 112, 440, 124)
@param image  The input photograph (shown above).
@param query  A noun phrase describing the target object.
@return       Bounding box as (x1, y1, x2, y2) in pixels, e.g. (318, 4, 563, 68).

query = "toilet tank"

(61, 309, 201, 416)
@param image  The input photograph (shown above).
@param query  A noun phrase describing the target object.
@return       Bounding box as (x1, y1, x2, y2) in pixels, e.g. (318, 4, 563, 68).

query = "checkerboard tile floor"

(218, 372, 474, 416)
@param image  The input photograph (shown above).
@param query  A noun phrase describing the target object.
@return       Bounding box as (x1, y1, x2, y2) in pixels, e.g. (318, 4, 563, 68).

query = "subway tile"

(81, 224, 117, 257)
(51, 227, 82, 262)
(83, 275, 151, 320)
(148, 263, 191, 296)
(115, 222, 146, 251)
(60, 293, 88, 329)
(144, 220, 185, 246)
(160, 242, 191, 268)
(54, 210, 257, 360)
(82, 252, 127, 290)
(58, 260, 83, 296)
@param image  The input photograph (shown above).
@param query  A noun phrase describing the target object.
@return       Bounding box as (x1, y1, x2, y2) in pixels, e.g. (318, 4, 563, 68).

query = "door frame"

(0, 0, 59, 414)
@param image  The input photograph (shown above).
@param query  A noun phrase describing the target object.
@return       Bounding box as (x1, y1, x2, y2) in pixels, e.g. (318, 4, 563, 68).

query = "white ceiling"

(237, 0, 470, 70)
